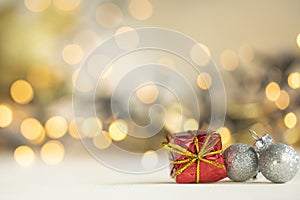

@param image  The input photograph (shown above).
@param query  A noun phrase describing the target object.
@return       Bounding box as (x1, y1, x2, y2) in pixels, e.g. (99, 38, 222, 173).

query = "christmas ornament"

(223, 143, 258, 182)
(163, 130, 227, 183)
(249, 129, 300, 183)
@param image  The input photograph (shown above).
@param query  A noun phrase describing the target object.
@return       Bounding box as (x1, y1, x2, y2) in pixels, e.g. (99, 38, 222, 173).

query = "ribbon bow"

(163, 132, 225, 183)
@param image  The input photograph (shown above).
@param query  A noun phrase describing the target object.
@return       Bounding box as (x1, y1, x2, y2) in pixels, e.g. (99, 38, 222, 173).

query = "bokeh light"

(20, 118, 44, 141)
(275, 90, 290, 110)
(14, 146, 35, 167)
(136, 83, 158, 104)
(93, 131, 112, 149)
(62, 44, 84, 65)
(68, 119, 81, 139)
(24, 0, 51, 13)
(265, 82, 280, 101)
(96, 3, 123, 28)
(238, 44, 254, 63)
(197, 72, 212, 90)
(220, 49, 239, 71)
(40, 140, 65, 165)
(158, 57, 175, 68)
(183, 118, 199, 131)
(81, 117, 103, 138)
(284, 128, 300, 145)
(216, 126, 232, 145)
(297, 33, 300, 48)
(287, 72, 300, 89)
(0, 104, 13, 128)
(165, 110, 182, 133)
(284, 112, 297, 129)
(128, 0, 153, 21)
(53, 0, 81, 12)
(10, 80, 34, 104)
(45, 116, 68, 139)
(115, 26, 139, 50)
(109, 120, 128, 141)
(190, 43, 211, 66)
(141, 150, 158, 170)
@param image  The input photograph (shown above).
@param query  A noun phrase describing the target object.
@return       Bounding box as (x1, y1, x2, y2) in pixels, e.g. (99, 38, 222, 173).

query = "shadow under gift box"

(164, 130, 227, 183)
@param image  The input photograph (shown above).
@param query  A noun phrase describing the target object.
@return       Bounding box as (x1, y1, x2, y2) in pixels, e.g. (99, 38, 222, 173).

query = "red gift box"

(163, 130, 227, 183)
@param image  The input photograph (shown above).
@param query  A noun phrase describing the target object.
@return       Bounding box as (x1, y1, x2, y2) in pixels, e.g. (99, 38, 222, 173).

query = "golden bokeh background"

(0, 0, 300, 169)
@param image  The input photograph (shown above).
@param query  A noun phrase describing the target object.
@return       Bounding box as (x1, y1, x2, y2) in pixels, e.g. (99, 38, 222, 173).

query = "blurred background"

(0, 0, 300, 170)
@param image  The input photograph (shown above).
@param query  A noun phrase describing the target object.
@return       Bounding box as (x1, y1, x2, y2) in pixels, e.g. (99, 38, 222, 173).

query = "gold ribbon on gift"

(162, 132, 225, 183)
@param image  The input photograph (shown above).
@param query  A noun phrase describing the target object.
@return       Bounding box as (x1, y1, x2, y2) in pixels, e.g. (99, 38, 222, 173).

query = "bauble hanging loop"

(249, 129, 300, 183)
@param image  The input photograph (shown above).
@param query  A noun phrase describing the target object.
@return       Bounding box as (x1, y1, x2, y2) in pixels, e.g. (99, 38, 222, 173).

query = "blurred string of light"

(2, 0, 299, 168)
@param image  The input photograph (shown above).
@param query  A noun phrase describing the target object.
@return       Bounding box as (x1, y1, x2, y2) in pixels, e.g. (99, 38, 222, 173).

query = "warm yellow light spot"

(136, 83, 158, 104)
(62, 44, 84, 65)
(68, 120, 81, 139)
(115, 26, 139, 49)
(128, 0, 153, 21)
(82, 117, 103, 138)
(297, 33, 300, 48)
(96, 3, 123, 28)
(284, 129, 300, 145)
(40, 140, 65, 165)
(10, 80, 34, 104)
(109, 120, 128, 141)
(158, 57, 175, 68)
(217, 127, 231, 145)
(93, 131, 112, 149)
(220, 49, 239, 71)
(14, 146, 35, 167)
(141, 150, 158, 170)
(165, 111, 182, 133)
(30, 128, 45, 144)
(183, 118, 198, 131)
(238, 44, 254, 63)
(275, 90, 290, 110)
(24, 0, 51, 12)
(197, 72, 212, 90)
(265, 82, 280, 101)
(190, 43, 211, 66)
(53, 0, 81, 11)
(287, 72, 300, 89)
(0, 104, 13, 128)
(284, 112, 297, 129)
(20, 118, 44, 141)
(45, 116, 68, 139)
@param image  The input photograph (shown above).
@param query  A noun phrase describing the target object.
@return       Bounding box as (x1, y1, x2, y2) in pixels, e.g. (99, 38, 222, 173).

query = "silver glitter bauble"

(249, 129, 300, 183)
(224, 143, 259, 182)
(258, 143, 300, 183)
